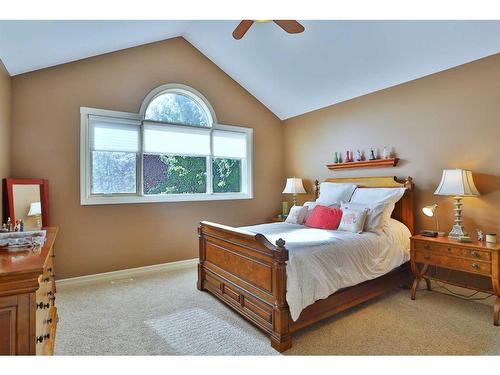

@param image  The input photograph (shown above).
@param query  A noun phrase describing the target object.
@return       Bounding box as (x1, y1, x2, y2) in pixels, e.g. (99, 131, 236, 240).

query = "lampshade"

(434, 169, 480, 197)
(27, 202, 42, 216)
(282, 178, 306, 194)
(422, 204, 438, 217)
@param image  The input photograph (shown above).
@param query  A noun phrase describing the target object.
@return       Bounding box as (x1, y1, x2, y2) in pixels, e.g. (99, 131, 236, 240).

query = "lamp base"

(448, 224, 467, 239)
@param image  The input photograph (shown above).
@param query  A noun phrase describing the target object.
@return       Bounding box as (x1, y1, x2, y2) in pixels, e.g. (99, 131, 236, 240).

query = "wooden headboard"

(315, 176, 414, 234)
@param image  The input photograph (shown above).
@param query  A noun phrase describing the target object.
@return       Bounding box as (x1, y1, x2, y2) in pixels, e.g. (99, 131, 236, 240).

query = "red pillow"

(304, 205, 343, 230)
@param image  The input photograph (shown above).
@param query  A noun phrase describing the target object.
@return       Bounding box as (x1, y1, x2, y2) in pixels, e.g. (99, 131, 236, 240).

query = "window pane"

(92, 151, 137, 194)
(143, 154, 207, 194)
(145, 92, 209, 127)
(213, 158, 241, 193)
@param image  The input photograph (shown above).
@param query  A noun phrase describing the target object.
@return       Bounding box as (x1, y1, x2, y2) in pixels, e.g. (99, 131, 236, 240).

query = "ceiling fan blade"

(232, 20, 254, 40)
(273, 20, 305, 34)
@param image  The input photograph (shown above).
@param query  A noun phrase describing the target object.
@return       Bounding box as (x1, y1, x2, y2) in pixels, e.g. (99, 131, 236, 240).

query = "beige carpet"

(55, 266, 500, 355)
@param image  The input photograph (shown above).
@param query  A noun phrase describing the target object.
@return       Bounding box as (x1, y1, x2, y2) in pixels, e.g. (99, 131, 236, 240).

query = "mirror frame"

(2, 178, 50, 228)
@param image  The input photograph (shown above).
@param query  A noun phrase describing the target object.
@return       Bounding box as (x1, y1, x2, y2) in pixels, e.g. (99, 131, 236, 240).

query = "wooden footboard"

(197, 221, 292, 351)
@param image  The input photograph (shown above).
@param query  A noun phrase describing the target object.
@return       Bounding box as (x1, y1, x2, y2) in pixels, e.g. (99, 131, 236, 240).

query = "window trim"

(80, 101, 253, 205)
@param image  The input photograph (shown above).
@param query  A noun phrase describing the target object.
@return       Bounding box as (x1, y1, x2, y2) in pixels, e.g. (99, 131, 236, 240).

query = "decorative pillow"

(303, 201, 339, 220)
(285, 205, 308, 225)
(349, 188, 406, 230)
(338, 207, 368, 234)
(341, 201, 387, 234)
(316, 182, 357, 206)
(304, 205, 343, 230)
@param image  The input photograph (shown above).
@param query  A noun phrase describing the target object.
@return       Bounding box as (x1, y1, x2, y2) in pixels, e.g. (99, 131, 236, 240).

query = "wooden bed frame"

(197, 176, 414, 352)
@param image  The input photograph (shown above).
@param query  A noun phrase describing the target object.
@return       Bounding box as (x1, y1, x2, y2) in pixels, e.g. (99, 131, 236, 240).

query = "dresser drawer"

(203, 269, 274, 328)
(414, 241, 491, 261)
(414, 250, 491, 276)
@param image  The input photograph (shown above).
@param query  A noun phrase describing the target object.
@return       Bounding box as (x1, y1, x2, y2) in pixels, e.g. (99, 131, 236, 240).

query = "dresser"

(410, 234, 500, 325)
(0, 227, 58, 355)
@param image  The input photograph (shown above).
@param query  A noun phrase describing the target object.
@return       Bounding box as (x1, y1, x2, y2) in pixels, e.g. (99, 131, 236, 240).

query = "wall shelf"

(326, 158, 399, 171)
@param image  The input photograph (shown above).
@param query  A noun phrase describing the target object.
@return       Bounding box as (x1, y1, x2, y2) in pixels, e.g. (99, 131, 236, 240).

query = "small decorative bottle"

(334, 152, 339, 164)
(382, 146, 390, 159)
(6, 217, 12, 232)
(369, 149, 376, 160)
(356, 150, 362, 162)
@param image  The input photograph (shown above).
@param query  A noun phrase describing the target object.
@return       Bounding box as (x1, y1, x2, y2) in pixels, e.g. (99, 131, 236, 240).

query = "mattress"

(240, 218, 411, 321)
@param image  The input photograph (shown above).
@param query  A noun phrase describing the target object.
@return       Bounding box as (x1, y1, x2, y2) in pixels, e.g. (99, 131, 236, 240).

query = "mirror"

(2, 178, 49, 230)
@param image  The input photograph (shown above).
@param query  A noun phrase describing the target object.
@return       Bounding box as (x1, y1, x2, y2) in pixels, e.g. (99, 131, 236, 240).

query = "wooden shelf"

(326, 158, 399, 171)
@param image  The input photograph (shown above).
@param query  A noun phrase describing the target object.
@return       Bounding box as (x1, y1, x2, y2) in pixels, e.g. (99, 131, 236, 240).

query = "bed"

(197, 176, 414, 352)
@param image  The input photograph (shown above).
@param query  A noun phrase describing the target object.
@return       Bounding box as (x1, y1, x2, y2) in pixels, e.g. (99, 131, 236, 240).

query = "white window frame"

(80, 84, 253, 205)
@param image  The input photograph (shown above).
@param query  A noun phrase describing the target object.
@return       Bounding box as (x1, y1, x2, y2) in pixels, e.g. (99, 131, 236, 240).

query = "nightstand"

(410, 235, 500, 326)
(269, 216, 285, 223)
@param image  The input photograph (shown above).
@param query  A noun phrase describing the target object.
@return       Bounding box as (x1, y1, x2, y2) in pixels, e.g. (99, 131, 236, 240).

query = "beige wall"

(0, 60, 11, 219)
(283, 53, 500, 236)
(11, 37, 284, 278)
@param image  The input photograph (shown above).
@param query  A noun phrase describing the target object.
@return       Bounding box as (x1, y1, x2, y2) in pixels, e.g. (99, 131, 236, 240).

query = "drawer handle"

(471, 263, 479, 270)
(423, 244, 430, 249)
(43, 277, 50, 283)
(47, 267, 53, 272)
(36, 334, 49, 343)
(423, 255, 430, 260)
(47, 291, 53, 296)
(45, 318, 53, 324)
(471, 251, 480, 258)
(36, 302, 50, 309)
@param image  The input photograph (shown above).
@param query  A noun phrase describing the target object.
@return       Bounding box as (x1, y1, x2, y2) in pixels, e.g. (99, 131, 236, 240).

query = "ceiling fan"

(232, 20, 305, 40)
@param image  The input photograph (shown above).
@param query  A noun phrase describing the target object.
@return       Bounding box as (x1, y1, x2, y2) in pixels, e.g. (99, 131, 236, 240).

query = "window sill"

(80, 192, 253, 206)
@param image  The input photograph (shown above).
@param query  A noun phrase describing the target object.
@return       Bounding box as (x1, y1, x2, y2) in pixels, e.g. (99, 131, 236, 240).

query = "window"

(80, 84, 252, 205)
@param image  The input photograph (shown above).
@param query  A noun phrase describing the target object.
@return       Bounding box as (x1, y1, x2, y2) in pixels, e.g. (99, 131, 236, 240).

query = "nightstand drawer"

(414, 241, 491, 261)
(414, 250, 491, 276)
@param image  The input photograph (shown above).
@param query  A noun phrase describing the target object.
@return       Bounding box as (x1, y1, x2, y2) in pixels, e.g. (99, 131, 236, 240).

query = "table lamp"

(434, 169, 480, 239)
(422, 204, 445, 236)
(282, 177, 306, 206)
(27, 201, 42, 229)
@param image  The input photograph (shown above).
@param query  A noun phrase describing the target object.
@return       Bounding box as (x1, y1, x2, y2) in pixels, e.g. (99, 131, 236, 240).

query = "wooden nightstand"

(269, 216, 285, 223)
(410, 234, 500, 326)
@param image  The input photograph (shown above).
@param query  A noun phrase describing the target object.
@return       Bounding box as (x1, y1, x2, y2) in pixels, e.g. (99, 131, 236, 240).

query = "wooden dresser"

(410, 234, 500, 325)
(0, 227, 58, 355)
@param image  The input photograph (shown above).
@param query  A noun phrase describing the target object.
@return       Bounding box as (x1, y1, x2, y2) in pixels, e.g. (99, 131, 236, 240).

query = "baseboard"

(56, 258, 198, 288)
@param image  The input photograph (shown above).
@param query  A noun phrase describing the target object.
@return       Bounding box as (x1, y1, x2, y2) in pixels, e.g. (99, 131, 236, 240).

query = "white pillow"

(338, 207, 368, 234)
(341, 201, 387, 234)
(350, 187, 406, 228)
(350, 187, 406, 205)
(303, 201, 319, 220)
(316, 182, 357, 206)
(285, 205, 308, 225)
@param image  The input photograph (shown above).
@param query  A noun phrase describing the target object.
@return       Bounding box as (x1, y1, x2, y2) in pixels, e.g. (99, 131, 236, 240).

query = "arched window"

(145, 92, 210, 126)
(80, 84, 252, 205)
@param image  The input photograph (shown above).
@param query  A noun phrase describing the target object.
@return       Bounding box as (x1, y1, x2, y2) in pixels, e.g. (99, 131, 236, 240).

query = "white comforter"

(240, 219, 411, 321)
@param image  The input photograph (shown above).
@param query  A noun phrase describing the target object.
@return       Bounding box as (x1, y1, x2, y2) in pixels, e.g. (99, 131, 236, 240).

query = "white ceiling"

(1, 20, 500, 119)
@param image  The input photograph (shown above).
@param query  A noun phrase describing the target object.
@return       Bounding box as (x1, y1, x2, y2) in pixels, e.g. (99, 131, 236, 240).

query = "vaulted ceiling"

(1, 20, 500, 119)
